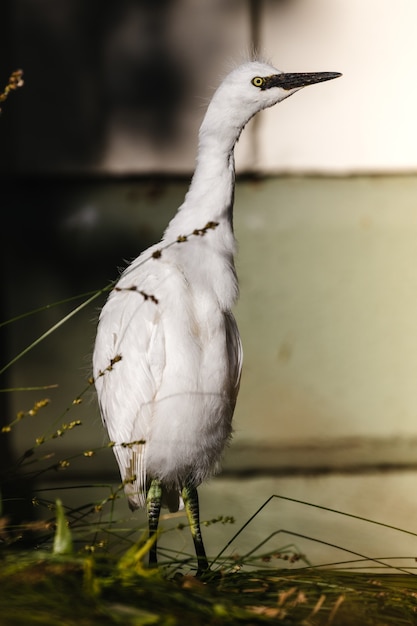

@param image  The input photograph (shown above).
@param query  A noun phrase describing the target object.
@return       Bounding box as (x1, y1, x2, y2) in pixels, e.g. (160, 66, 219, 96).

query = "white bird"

(93, 60, 341, 576)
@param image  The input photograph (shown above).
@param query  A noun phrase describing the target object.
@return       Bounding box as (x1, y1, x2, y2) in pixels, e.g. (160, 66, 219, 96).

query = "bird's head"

(201, 61, 341, 141)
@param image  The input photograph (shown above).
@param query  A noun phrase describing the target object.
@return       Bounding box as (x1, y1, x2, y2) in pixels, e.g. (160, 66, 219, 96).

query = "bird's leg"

(182, 483, 209, 577)
(146, 478, 162, 568)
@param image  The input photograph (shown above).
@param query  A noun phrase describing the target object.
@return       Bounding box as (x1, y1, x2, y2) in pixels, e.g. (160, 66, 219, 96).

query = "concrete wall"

(3, 1, 417, 175)
(5, 176, 417, 567)
(255, 0, 417, 174)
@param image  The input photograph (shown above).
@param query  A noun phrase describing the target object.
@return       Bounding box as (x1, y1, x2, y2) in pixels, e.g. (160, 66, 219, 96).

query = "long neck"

(163, 100, 242, 242)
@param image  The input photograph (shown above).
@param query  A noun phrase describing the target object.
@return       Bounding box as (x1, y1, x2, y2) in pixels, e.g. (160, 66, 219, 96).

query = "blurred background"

(2, 0, 417, 566)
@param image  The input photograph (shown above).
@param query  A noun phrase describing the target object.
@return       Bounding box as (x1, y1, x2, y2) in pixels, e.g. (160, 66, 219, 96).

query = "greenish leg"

(182, 483, 209, 577)
(146, 478, 162, 567)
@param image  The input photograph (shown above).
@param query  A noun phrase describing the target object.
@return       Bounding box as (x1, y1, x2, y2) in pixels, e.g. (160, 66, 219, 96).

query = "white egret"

(93, 60, 341, 576)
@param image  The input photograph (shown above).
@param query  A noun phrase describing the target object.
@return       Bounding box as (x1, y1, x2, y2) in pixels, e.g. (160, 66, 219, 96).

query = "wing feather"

(93, 259, 165, 509)
(224, 310, 243, 408)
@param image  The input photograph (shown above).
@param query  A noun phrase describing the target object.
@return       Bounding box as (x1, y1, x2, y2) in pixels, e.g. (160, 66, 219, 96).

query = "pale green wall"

(10, 176, 417, 454)
(235, 176, 417, 444)
(5, 175, 417, 565)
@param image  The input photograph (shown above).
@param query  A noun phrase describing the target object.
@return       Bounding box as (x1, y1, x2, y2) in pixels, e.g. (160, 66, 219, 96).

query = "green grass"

(1, 546, 417, 625)
(1, 493, 417, 625)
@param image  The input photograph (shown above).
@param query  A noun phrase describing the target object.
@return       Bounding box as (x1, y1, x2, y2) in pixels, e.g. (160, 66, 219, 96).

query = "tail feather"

(113, 441, 148, 509)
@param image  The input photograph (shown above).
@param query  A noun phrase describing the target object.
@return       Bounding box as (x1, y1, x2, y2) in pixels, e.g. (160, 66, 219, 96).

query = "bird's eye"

(251, 76, 265, 88)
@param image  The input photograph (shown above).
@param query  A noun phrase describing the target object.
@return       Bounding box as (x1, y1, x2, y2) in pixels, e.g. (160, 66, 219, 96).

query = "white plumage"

(94, 240, 241, 511)
(93, 60, 340, 574)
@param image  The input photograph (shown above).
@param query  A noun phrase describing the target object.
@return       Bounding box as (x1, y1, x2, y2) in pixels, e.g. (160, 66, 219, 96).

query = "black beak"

(262, 71, 342, 91)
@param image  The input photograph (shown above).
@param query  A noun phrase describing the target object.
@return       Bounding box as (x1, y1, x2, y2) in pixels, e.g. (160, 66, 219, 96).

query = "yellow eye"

(251, 76, 264, 88)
